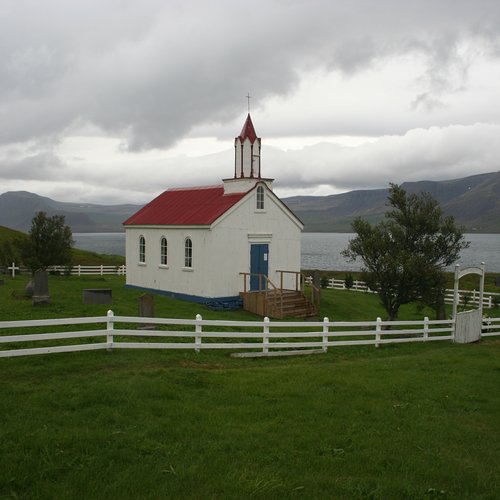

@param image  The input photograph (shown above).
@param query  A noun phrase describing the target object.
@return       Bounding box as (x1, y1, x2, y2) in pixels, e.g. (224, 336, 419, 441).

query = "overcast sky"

(2, 0, 500, 205)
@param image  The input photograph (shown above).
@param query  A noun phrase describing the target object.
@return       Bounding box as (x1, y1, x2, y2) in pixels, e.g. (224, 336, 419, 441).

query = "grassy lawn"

(1, 275, 499, 499)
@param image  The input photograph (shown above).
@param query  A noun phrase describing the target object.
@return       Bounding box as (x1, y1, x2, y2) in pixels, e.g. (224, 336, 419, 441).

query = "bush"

(345, 273, 354, 290)
(320, 277, 330, 289)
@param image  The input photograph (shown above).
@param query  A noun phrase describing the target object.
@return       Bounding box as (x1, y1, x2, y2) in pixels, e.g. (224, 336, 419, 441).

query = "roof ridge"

(168, 184, 223, 192)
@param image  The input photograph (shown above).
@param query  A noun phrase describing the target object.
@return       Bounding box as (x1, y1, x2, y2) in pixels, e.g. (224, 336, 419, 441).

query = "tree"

(0, 238, 21, 269)
(342, 184, 469, 321)
(19, 212, 74, 272)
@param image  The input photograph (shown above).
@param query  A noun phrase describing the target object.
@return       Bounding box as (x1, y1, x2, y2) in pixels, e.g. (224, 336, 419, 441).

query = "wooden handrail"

(239, 272, 284, 317)
(275, 270, 321, 314)
(301, 272, 320, 313)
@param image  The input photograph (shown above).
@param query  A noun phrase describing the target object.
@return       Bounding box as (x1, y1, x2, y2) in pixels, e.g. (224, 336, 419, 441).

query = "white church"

(124, 114, 316, 316)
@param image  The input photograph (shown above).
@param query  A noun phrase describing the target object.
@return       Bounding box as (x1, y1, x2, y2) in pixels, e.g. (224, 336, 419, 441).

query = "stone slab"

(83, 289, 112, 305)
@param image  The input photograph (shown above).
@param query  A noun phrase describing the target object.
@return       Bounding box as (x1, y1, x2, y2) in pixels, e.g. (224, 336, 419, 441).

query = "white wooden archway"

(453, 262, 485, 343)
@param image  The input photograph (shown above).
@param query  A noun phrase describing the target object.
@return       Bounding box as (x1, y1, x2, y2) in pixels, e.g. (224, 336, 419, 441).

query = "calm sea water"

(73, 232, 500, 272)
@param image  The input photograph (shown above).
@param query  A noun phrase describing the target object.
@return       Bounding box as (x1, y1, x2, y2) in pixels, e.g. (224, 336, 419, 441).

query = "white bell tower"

(223, 113, 274, 194)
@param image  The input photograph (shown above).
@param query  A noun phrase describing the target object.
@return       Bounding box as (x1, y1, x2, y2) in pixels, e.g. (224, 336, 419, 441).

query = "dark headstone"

(495, 277, 500, 287)
(0, 279, 4, 286)
(139, 293, 155, 330)
(32, 270, 50, 306)
(82, 289, 112, 305)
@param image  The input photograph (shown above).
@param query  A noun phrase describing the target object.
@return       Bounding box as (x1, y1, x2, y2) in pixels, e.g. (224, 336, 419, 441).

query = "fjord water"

(73, 232, 500, 272)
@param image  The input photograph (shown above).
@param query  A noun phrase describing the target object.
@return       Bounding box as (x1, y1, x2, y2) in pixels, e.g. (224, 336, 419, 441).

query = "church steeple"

(223, 113, 273, 194)
(239, 113, 258, 143)
(234, 113, 261, 179)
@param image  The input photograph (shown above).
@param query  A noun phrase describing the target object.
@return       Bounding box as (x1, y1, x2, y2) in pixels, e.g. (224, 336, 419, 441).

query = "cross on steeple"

(246, 92, 251, 113)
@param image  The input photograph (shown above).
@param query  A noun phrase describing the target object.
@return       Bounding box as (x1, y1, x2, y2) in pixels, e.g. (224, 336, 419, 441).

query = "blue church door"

(250, 244, 269, 291)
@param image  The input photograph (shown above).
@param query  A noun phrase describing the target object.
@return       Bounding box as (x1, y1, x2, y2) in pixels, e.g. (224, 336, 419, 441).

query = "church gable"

(211, 182, 304, 230)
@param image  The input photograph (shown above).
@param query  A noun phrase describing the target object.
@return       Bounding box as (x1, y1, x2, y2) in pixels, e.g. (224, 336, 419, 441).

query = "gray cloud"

(266, 123, 500, 193)
(2, 0, 500, 151)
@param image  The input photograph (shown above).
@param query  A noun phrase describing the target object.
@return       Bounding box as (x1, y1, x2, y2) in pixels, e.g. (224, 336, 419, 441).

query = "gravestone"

(0, 279, 4, 286)
(139, 293, 155, 330)
(82, 289, 112, 305)
(32, 269, 50, 306)
(495, 277, 500, 287)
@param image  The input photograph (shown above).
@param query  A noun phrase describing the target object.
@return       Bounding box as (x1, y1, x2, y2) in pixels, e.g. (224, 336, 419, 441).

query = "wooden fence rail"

(482, 316, 500, 337)
(307, 277, 500, 309)
(49, 265, 127, 276)
(2, 264, 126, 276)
(0, 312, 460, 358)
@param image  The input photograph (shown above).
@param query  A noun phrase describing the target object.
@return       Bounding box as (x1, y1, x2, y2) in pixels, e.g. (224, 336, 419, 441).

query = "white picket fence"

(49, 265, 126, 276)
(4, 264, 126, 276)
(309, 277, 500, 309)
(482, 316, 500, 337)
(0, 311, 465, 358)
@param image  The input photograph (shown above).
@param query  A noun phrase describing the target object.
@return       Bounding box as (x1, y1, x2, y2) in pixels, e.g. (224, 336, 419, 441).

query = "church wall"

(210, 186, 302, 292)
(125, 227, 216, 298)
(125, 186, 302, 299)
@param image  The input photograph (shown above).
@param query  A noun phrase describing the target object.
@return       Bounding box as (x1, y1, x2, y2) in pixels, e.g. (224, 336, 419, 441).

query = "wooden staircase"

(266, 289, 317, 319)
(240, 271, 320, 319)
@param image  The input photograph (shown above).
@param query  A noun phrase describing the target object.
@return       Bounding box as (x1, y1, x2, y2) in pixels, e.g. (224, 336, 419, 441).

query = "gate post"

(452, 264, 460, 320)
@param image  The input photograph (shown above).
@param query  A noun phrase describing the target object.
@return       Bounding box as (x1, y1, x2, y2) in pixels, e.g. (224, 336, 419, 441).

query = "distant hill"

(284, 171, 500, 233)
(0, 225, 25, 242)
(1, 170, 500, 233)
(0, 191, 140, 233)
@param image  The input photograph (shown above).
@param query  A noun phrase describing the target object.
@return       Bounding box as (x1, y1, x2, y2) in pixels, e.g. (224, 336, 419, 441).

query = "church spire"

(223, 112, 273, 194)
(238, 113, 258, 144)
(234, 113, 261, 179)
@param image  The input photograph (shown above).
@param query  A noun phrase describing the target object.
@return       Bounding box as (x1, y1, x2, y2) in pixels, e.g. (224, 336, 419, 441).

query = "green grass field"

(1, 275, 499, 499)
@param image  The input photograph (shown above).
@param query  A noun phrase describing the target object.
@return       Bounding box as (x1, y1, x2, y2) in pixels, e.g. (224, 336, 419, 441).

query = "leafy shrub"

(345, 273, 354, 290)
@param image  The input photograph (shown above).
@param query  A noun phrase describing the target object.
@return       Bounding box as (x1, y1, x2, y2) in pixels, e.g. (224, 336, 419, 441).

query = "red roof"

(238, 113, 258, 143)
(123, 185, 247, 226)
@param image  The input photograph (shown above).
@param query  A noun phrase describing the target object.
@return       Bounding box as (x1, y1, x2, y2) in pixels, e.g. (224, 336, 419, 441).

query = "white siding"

(125, 185, 302, 299)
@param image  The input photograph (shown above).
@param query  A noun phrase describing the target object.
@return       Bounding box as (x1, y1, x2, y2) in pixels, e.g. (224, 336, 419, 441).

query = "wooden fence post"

(195, 314, 202, 353)
(322, 317, 329, 352)
(375, 317, 382, 348)
(106, 310, 114, 351)
(423, 316, 429, 341)
(263, 316, 270, 353)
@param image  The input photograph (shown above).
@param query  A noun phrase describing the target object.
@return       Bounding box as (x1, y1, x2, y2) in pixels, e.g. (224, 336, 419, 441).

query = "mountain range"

(1, 170, 499, 233)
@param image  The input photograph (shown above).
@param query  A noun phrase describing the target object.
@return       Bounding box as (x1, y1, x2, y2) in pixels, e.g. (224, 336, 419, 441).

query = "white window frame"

(184, 237, 193, 268)
(160, 236, 168, 266)
(256, 185, 265, 210)
(139, 235, 146, 264)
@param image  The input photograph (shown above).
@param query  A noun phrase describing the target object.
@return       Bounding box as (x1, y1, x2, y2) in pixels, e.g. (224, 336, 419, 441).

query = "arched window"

(139, 235, 146, 263)
(184, 237, 193, 268)
(160, 236, 168, 265)
(256, 185, 265, 210)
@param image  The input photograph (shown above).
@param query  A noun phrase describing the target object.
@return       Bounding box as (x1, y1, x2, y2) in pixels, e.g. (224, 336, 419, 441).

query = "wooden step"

(241, 289, 318, 319)
(266, 290, 317, 318)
